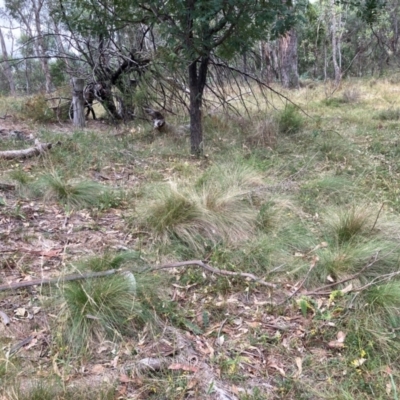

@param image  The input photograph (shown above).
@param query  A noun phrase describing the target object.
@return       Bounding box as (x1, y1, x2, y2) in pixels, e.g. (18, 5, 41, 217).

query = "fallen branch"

(0, 259, 276, 292)
(304, 253, 380, 296)
(152, 260, 276, 289)
(0, 269, 119, 292)
(0, 141, 53, 160)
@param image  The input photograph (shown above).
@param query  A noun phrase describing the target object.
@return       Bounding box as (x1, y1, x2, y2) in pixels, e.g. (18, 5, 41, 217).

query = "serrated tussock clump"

(59, 253, 160, 355)
(35, 172, 109, 209)
(142, 164, 262, 250)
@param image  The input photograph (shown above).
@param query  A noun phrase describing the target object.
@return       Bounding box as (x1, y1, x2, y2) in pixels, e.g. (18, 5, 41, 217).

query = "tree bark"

(32, 0, 52, 93)
(278, 29, 299, 89)
(330, 0, 341, 85)
(188, 56, 209, 156)
(72, 78, 85, 128)
(0, 28, 16, 95)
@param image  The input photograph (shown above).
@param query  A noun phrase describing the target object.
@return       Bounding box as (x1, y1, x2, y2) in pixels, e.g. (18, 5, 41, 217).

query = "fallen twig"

(152, 260, 276, 289)
(304, 253, 380, 296)
(0, 269, 119, 292)
(0, 259, 276, 292)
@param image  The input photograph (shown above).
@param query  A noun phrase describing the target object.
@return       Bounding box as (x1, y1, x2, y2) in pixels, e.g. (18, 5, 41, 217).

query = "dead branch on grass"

(304, 252, 380, 296)
(0, 259, 276, 292)
(0, 141, 53, 159)
(0, 269, 119, 292)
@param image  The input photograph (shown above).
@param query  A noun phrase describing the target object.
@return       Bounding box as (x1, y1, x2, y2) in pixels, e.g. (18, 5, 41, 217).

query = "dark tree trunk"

(188, 56, 209, 156)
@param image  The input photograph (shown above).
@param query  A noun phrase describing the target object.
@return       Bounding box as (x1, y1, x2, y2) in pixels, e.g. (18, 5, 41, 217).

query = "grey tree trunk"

(72, 78, 85, 128)
(330, 0, 341, 85)
(32, 0, 52, 93)
(278, 29, 299, 89)
(0, 28, 16, 95)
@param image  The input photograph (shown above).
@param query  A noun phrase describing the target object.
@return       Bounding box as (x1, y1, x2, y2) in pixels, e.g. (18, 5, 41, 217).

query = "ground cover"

(1, 77, 400, 399)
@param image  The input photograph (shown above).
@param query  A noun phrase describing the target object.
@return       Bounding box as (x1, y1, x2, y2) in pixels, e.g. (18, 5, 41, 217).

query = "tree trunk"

(0, 28, 16, 95)
(278, 29, 299, 89)
(330, 0, 341, 85)
(72, 78, 85, 128)
(188, 56, 209, 156)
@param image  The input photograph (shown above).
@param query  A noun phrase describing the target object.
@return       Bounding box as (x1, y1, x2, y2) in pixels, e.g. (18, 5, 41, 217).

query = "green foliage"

(277, 105, 304, 135)
(49, 59, 67, 88)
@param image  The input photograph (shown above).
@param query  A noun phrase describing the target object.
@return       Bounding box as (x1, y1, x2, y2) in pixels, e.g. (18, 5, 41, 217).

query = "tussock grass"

(142, 164, 262, 251)
(59, 252, 161, 354)
(35, 172, 110, 209)
(375, 108, 400, 121)
(323, 204, 374, 244)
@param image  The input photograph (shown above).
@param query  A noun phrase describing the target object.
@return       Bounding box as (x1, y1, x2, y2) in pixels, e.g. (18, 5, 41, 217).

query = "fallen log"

(0, 141, 52, 160)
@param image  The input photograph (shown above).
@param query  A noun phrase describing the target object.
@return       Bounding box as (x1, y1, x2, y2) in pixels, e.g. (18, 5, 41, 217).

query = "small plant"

(9, 169, 32, 185)
(59, 252, 160, 354)
(323, 205, 372, 244)
(342, 88, 361, 103)
(23, 94, 55, 123)
(36, 172, 108, 209)
(277, 105, 304, 135)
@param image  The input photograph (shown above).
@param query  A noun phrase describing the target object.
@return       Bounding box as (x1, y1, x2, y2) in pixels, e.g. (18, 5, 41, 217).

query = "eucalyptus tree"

(4, 0, 53, 92)
(56, 0, 296, 155)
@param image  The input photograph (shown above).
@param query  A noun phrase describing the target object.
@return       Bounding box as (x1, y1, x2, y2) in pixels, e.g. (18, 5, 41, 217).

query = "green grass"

(4, 77, 400, 398)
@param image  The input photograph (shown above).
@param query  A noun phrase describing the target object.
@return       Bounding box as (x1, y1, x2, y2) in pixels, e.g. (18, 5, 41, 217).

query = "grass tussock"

(323, 204, 374, 244)
(35, 172, 111, 209)
(374, 108, 400, 121)
(59, 253, 161, 354)
(142, 164, 262, 251)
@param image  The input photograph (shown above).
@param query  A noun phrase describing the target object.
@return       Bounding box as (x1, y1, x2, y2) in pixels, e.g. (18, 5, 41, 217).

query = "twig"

(152, 260, 276, 289)
(304, 253, 380, 296)
(0, 269, 119, 292)
(0, 260, 276, 292)
(278, 257, 318, 305)
(370, 202, 384, 232)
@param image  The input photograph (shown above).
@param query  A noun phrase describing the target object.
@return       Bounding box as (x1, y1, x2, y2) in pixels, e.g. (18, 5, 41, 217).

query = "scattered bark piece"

(0, 310, 10, 325)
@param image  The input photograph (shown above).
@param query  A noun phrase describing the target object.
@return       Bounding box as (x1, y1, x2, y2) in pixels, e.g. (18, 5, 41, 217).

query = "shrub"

(23, 94, 55, 123)
(277, 105, 304, 135)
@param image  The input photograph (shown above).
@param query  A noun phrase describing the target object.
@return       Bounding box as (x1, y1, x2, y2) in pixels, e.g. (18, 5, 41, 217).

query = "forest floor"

(1, 76, 400, 399)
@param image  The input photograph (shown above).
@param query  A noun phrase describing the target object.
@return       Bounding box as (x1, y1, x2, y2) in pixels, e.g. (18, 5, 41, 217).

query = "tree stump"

(72, 78, 85, 128)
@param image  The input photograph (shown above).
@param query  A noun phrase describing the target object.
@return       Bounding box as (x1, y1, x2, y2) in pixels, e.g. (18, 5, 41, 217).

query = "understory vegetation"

(2, 77, 400, 399)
